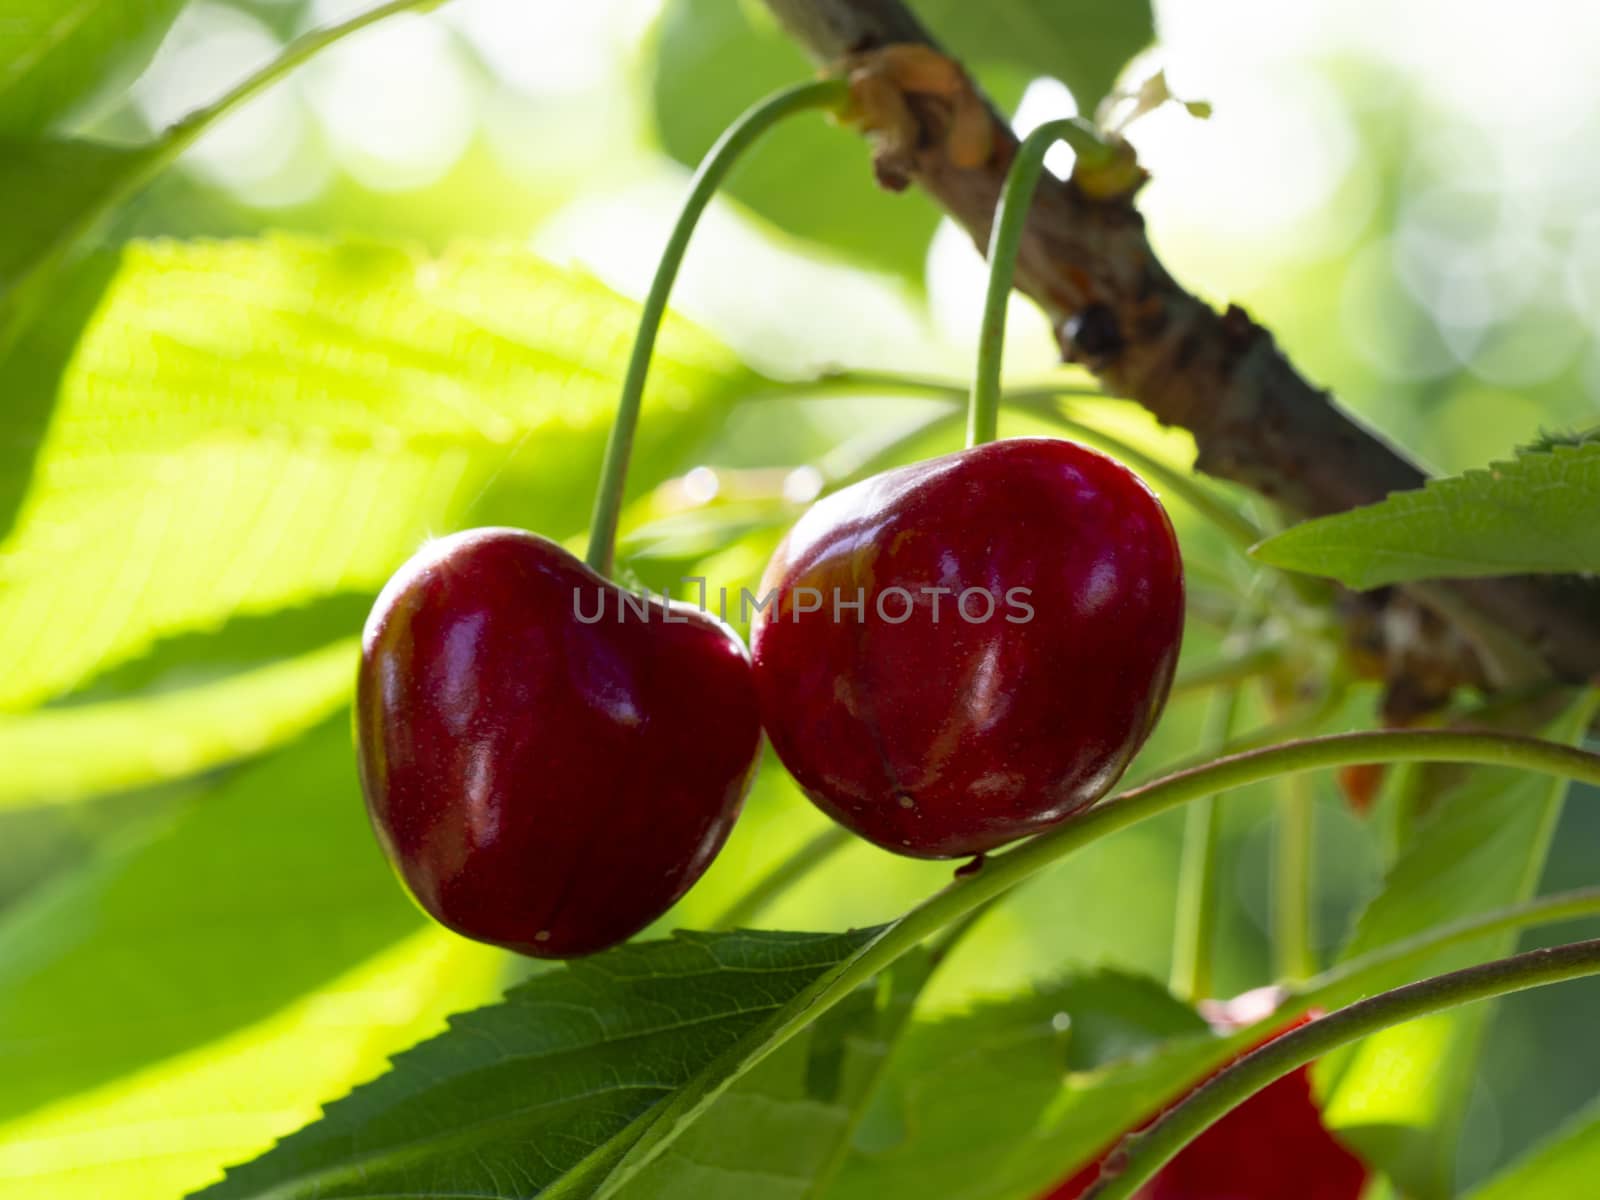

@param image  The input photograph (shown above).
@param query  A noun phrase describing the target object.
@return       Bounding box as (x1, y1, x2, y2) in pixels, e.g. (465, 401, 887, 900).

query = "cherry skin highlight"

(751, 437, 1184, 859)
(356, 527, 762, 958)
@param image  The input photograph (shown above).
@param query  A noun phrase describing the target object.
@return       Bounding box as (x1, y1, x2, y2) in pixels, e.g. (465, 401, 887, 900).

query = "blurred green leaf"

(0, 787, 183, 914)
(1318, 700, 1594, 1199)
(49, 593, 375, 704)
(0, 1, 455, 340)
(0, 595, 375, 812)
(0, 716, 420, 1127)
(915, 0, 1153, 110)
(0, 250, 117, 542)
(200, 928, 880, 1200)
(0, 139, 154, 327)
(827, 970, 1213, 1200)
(0, 236, 755, 712)
(0, 0, 185, 135)
(1463, 1098, 1600, 1200)
(1252, 444, 1600, 586)
(0, 638, 355, 809)
(0, 929, 505, 1200)
(651, 0, 943, 281)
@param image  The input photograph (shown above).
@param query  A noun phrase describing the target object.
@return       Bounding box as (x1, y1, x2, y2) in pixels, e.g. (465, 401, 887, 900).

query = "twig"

(761, 0, 1600, 687)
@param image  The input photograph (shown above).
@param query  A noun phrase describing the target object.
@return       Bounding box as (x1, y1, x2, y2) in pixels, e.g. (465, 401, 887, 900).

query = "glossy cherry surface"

(356, 527, 761, 958)
(751, 437, 1184, 858)
(1046, 1009, 1369, 1200)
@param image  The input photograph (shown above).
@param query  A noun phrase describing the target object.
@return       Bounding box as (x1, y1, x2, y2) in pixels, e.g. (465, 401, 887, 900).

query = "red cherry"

(750, 438, 1184, 858)
(1045, 1009, 1368, 1200)
(356, 528, 762, 958)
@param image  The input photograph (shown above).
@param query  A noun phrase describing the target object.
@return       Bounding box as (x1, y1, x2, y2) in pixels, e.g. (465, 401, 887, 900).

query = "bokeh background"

(1, 0, 1597, 1196)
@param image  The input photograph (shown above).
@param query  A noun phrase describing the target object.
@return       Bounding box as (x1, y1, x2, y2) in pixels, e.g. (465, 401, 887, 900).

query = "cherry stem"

(968, 117, 1115, 447)
(585, 78, 850, 577)
(1053, 885, 1600, 1193)
(162, 0, 443, 154)
(1291, 884, 1600, 1016)
(810, 370, 1264, 548)
(614, 730, 1600, 1187)
(1169, 685, 1242, 1002)
(1273, 770, 1319, 981)
(714, 825, 852, 930)
(6, 0, 439, 337)
(1081, 939, 1600, 1200)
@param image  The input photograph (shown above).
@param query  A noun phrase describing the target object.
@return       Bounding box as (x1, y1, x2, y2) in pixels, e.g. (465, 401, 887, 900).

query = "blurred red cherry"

(356, 527, 761, 958)
(751, 437, 1184, 858)
(1336, 762, 1385, 817)
(1045, 997, 1368, 1199)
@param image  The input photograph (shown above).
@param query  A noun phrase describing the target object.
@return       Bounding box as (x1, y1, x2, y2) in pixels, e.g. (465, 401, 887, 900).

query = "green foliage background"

(0, 1, 1595, 1198)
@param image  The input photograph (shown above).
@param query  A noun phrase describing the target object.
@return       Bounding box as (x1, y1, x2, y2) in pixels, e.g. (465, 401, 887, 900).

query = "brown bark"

(765, 0, 1600, 687)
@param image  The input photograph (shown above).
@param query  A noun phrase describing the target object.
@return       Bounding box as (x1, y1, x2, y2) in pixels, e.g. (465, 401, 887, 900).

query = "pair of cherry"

(356, 435, 1184, 958)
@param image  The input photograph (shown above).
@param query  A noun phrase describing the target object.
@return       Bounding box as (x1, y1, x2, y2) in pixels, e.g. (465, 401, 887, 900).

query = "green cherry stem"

(1272, 769, 1319, 981)
(1290, 884, 1600, 1016)
(1059, 885, 1600, 1199)
(162, 0, 446, 155)
(803, 370, 1265, 549)
(714, 825, 853, 930)
(605, 731, 1600, 1191)
(586, 78, 849, 576)
(3, 0, 442, 338)
(969, 117, 1115, 447)
(1170, 684, 1242, 1002)
(1082, 939, 1600, 1200)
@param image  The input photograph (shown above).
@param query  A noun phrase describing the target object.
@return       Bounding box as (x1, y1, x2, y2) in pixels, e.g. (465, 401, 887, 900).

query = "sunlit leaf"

(199, 928, 881, 1200)
(0, 236, 756, 711)
(1463, 1098, 1600, 1200)
(1251, 444, 1600, 586)
(0, 638, 355, 809)
(0, 250, 117, 542)
(0, 929, 505, 1200)
(0, 717, 421, 1127)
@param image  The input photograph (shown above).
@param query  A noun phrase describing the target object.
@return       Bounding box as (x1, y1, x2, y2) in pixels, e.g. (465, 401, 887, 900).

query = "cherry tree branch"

(762, 0, 1600, 687)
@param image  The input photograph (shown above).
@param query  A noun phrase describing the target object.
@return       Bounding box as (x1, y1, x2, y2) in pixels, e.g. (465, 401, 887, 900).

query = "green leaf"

(1318, 699, 1595, 1199)
(0, 1, 444, 335)
(651, 0, 943, 281)
(198, 928, 882, 1200)
(0, 250, 118, 543)
(0, 140, 152, 292)
(0, 0, 186, 135)
(1463, 1099, 1600, 1200)
(0, 929, 506, 1200)
(914, 0, 1154, 111)
(610, 949, 934, 1200)
(827, 971, 1215, 1200)
(48, 592, 375, 704)
(0, 638, 355, 809)
(0, 139, 154, 334)
(1251, 444, 1600, 587)
(0, 716, 421, 1127)
(0, 236, 754, 711)
(0, 595, 373, 810)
